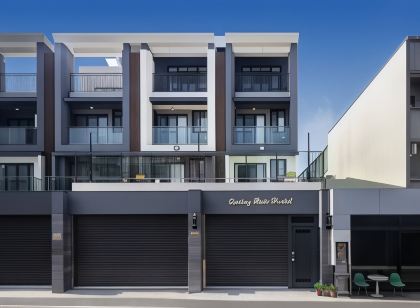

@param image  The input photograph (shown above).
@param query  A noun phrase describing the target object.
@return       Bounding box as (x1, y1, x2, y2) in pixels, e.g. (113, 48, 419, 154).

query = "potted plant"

(314, 281, 323, 296)
(329, 284, 337, 298)
(322, 284, 330, 297)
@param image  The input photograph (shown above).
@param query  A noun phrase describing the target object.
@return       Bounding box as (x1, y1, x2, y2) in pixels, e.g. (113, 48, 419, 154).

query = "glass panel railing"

(70, 73, 123, 92)
(0, 176, 41, 191)
(0, 73, 37, 92)
(69, 127, 123, 144)
(235, 73, 289, 92)
(233, 126, 290, 144)
(153, 73, 207, 92)
(152, 126, 207, 145)
(0, 127, 37, 145)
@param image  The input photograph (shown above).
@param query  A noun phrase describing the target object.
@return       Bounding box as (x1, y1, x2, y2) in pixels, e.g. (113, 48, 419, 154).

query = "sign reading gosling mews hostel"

(228, 197, 293, 207)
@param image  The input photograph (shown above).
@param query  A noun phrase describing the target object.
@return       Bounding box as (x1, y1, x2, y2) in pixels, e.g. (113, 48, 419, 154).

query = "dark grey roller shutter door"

(74, 215, 188, 286)
(0, 215, 51, 285)
(206, 215, 288, 286)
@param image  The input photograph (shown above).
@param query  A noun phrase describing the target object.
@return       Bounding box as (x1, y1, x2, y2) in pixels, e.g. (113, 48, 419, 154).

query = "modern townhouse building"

(0, 32, 328, 293)
(325, 37, 420, 291)
(0, 34, 54, 190)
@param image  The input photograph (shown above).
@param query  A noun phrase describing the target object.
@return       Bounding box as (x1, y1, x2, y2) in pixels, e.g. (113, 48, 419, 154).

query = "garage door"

(206, 215, 288, 286)
(74, 215, 188, 286)
(0, 215, 51, 285)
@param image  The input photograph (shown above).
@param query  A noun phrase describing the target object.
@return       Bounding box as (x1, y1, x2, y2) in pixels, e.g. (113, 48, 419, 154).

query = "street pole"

(307, 132, 311, 181)
(89, 132, 93, 183)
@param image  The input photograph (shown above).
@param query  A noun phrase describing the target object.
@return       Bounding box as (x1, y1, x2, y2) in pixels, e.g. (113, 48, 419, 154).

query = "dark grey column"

(225, 43, 234, 153)
(51, 192, 72, 293)
(54, 43, 74, 149)
(187, 190, 203, 293)
(0, 54, 5, 92)
(121, 43, 131, 151)
(319, 189, 333, 284)
(289, 43, 298, 153)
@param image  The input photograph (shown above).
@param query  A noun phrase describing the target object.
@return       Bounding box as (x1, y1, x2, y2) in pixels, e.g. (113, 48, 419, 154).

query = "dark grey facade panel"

(0, 215, 51, 285)
(68, 191, 188, 214)
(74, 215, 188, 286)
(0, 192, 51, 215)
(206, 214, 288, 286)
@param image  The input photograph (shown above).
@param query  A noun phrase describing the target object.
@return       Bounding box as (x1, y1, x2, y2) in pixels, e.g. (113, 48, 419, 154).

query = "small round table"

(367, 274, 388, 298)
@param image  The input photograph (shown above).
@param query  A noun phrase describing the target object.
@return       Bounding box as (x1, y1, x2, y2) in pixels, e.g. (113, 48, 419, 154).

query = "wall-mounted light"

(15, 108, 20, 111)
(326, 212, 333, 229)
(170, 106, 175, 111)
(89, 106, 94, 110)
(252, 107, 256, 111)
(192, 213, 198, 230)
(411, 143, 418, 155)
(174, 145, 180, 151)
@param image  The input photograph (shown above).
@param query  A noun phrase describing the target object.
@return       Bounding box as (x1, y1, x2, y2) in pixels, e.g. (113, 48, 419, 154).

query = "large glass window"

(270, 159, 286, 180)
(0, 163, 34, 191)
(234, 163, 266, 182)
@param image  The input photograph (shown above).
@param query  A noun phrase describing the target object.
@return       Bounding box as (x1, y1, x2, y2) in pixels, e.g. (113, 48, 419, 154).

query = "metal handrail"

(233, 126, 290, 145)
(70, 73, 123, 92)
(43, 176, 325, 191)
(153, 72, 207, 92)
(0, 127, 37, 145)
(152, 126, 208, 145)
(235, 72, 289, 92)
(0, 73, 37, 92)
(68, 126, 123, 145)
(0, 176, 42, 191)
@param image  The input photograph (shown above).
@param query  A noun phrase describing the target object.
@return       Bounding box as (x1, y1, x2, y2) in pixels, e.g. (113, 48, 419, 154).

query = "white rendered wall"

(226, 155, 297, 182)
(327, 42, 408, 187)
(140, 47, 216, 152)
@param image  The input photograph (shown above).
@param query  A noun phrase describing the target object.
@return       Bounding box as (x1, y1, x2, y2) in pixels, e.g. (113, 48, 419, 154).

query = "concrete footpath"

(0, 288, 420, 307)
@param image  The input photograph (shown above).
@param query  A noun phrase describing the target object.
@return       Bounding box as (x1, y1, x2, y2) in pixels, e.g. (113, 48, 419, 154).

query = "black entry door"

(292, 226, 317, 287)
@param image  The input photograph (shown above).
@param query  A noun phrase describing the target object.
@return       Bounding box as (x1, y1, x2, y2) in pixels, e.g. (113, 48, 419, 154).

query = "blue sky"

(1, 0, 419, 150)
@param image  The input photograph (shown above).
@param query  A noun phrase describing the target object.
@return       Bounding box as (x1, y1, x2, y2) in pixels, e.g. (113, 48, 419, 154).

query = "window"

(234, 163, 266, 182)
(167, 66, 207, 73)
(0, 163, 34, 191)
(168, 66, 178, 73)
(270, 159, 286, 180)
(112, 111, 122, 127)
(198, 66, 207, 73)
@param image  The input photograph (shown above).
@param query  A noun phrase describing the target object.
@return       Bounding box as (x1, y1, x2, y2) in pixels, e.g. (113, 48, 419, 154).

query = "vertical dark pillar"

(0, 54, 5, 92)
(215, 48, 226, 152)
(121, 44, 131, 151)
(225, 43, 234, 153)
(38, 42, 55, 176)
(51, 192, 72, 293)
(187, 190, 203, 293)
(128, 46, 140, 152)
(289, 43, 298, 153)
(319, 189, 333, 284)
(54, 43, 74, 150)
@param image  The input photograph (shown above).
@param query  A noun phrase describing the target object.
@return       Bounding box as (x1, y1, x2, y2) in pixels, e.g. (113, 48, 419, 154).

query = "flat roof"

(52, 32, 299, 56)
(0, 33, 53, 56)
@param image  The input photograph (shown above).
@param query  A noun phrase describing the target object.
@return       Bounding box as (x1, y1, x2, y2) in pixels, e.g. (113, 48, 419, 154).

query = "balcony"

(152, 126, 207, 145)
(153, 73, 207, 92)
(69, 127, 123, 144)
(0, 176, 41, 191)
(0, 127, 37, 145)
(233, 126, 290, 144)
(0, 73, 37, 93)
(235, 73, 288, 92)
(70, 73, 123, 93)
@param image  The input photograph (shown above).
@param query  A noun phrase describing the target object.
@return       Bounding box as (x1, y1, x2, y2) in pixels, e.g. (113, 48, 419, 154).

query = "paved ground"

(0, 288, 419, 307)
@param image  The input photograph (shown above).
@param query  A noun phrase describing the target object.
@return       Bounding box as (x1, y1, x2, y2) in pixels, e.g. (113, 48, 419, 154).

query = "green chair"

(390, 273, 406, 296)
(353, 273, 370, 296)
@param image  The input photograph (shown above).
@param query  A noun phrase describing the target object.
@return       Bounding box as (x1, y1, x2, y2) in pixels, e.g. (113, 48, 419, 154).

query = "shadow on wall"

(325, 177, 402, 189)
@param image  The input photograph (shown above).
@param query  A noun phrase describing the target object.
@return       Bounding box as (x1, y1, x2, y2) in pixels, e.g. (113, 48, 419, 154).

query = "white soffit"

(53, 33, 214, 57)
(0, 33, 53, 57)
(226, 32, 298, 55)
